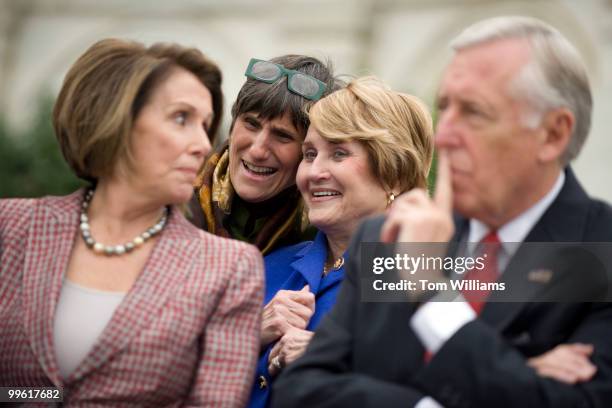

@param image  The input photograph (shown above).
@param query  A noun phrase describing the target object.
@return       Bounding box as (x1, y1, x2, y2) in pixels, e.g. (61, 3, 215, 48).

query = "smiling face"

(228, 111, 303, 203)
(435, 38, 551, 227)
(297, 127, 388, 236)
(122, 67, 213, 205)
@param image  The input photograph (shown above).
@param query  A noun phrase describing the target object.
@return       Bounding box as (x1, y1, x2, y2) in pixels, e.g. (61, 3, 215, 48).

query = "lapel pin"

(527, 269, 553, 284)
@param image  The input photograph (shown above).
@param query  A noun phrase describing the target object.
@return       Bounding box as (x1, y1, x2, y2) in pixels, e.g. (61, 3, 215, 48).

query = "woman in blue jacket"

(248, 76, 435, 408)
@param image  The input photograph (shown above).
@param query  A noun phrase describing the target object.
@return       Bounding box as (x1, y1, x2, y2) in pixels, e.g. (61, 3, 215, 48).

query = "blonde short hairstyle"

(308, 76, 433, 192)
(53, 38, 223, 182)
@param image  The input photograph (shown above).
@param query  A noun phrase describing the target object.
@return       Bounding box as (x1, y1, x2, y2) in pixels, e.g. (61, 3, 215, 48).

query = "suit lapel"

(478, 168, 591, 330)
(66, 208, 200, 383)
(22, 191, 83, 387)
(479, 245, 550, 329)
(290, 232, 326, 294)
(318, 266, 345, 293)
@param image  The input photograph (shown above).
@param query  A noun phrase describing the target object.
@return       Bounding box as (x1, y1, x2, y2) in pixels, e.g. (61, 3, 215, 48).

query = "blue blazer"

(247, 231, 346, 408)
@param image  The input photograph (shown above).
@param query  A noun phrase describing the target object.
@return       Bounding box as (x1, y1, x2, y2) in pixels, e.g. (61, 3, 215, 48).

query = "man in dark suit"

(273, 16, 612, 408)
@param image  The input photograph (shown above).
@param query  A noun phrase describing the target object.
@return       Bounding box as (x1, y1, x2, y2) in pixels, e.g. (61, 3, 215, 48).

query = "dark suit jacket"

(272, 169, 612, 408)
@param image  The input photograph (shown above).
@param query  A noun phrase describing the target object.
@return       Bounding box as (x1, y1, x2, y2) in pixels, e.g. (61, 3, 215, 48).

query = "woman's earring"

(387, 192, 395, 207)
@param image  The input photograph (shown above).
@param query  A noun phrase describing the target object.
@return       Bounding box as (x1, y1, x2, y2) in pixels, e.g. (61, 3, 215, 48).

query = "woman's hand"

(268, 327, 315, 376)
(261, 285, 315, 347)
(527, 343, 596, 384)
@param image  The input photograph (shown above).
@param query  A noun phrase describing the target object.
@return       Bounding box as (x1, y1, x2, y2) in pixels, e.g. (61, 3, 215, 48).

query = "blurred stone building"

(1, 0, 611, 200)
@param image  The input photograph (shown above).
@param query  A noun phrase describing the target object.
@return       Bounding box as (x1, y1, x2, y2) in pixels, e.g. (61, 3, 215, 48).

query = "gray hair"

(451, 16, 592, 165)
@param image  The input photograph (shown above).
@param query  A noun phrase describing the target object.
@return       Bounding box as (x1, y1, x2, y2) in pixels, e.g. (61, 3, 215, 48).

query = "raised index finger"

(434, 149, 453, 214)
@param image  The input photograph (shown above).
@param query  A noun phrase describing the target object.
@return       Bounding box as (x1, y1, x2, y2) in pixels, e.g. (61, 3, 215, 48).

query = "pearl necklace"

(79, 188, 169, 256)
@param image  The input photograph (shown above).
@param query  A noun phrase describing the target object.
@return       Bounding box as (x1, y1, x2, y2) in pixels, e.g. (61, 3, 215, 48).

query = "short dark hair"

(230, 54, 343, 136)
(53, 38, 223, 182)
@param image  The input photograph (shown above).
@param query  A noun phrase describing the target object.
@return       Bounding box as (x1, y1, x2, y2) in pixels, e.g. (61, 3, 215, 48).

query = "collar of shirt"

(466, 171, 565, 266)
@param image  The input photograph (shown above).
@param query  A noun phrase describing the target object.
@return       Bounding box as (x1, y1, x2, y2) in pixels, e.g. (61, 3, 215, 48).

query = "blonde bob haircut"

(53, 38, 223, 182)
(308, 76, 433, 193)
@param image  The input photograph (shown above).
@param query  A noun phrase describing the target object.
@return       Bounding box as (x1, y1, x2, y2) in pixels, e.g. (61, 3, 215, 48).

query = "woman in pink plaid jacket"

(0, 39, 264, 407)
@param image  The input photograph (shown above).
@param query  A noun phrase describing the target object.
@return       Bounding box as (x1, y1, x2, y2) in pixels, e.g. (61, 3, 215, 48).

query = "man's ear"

(537, 108, 574, 163)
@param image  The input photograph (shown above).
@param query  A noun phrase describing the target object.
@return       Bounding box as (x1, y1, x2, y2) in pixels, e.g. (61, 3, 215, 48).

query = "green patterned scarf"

(189, 142, 312, 255)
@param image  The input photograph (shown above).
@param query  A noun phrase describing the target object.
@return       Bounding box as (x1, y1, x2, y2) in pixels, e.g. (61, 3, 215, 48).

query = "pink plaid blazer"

(0, 190, 264, 407)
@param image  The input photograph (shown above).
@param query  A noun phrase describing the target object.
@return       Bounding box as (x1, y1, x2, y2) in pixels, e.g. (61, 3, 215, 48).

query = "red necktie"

(423, 231, 501, 363)
(461, 231, 501, 314)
